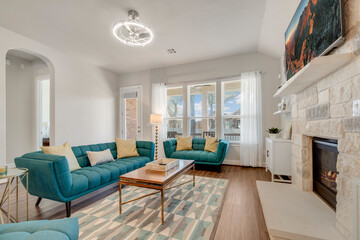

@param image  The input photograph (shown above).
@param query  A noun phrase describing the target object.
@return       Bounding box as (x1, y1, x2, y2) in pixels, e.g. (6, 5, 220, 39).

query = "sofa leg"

(217, 165, 221, 173)
(65, 201, 71, 217)
(35, 197, 42, 206)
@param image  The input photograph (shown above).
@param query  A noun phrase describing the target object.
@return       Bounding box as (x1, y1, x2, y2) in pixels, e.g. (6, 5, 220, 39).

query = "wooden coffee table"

(119, 159, 195, 224)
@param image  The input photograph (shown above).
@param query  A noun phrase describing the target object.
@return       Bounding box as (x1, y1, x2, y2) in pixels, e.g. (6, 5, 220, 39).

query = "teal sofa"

(163, 138, 229, 172)
(14, 141, 154, 217)
(0, 218, 78, 240)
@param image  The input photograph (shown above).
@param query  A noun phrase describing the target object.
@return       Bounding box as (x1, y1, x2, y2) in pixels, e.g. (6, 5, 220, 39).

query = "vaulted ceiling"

(0, 0, 298, 73)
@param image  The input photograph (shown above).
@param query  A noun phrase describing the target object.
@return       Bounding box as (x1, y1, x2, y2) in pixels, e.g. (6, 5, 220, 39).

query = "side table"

(0, 168, 28, 223)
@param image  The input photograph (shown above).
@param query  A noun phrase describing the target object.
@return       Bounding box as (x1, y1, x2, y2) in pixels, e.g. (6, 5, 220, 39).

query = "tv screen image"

(285, 0, 344, 80)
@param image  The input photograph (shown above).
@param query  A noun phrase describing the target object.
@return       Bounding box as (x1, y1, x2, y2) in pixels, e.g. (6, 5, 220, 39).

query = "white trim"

(119, 85, 143, 140)
(223, 159, 242, 166)
(35, 77, 51, 149)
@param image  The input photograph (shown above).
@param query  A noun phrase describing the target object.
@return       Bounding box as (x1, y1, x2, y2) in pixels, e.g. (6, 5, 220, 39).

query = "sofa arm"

(216, 140, 230, 164)
(163, 139, 177, 158)
(136, 141, 155, 161)
(14, 152, 72, 202)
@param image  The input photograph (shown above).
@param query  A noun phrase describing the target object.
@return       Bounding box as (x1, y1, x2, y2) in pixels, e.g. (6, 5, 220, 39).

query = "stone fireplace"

(290, 1, 360, 238)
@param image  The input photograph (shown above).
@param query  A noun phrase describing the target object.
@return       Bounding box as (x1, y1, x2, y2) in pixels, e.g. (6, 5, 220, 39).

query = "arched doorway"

(5, 49, 55, 165)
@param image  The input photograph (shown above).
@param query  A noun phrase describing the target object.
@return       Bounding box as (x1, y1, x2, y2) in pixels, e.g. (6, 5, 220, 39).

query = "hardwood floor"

(0, 165, 271, 240)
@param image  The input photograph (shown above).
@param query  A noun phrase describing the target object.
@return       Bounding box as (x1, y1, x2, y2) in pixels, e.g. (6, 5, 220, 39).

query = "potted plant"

(266, 127, 282, 140)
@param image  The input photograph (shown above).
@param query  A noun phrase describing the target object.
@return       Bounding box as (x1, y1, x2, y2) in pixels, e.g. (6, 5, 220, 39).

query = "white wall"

(0, 26, 118, 165)
(6, 55, 37, 164)
(118, 52, 281, 165)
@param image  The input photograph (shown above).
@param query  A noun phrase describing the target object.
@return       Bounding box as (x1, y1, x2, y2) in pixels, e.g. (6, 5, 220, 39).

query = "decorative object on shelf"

(145, 158, 179, 172)
(282, 121, 292, 140)
(113, 10, 154, 47)
(266, 127, 282, 140)
(150, 113, 163, 160)
(277, 99, 287, 111)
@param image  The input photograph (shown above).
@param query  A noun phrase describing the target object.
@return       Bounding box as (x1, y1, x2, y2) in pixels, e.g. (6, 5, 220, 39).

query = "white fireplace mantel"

(274, 53, 354, 97)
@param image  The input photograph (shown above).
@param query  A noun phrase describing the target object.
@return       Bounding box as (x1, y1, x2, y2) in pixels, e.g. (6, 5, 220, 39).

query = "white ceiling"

(0, 0, 298, 74)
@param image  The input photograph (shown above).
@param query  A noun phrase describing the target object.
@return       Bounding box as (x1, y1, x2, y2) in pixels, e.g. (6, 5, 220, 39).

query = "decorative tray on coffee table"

(145, 158, 179, 172)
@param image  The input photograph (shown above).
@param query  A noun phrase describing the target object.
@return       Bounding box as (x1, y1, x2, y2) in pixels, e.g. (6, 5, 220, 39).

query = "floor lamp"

(150, 114, 163, 160)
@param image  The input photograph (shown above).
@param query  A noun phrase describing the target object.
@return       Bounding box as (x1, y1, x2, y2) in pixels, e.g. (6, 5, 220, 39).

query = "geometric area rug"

(73, 176, 228, 240)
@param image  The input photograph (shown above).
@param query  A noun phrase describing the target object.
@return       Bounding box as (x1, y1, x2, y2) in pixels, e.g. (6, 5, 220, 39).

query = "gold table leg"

(193, 165, 195, 187)
(7, 179, 11, 223)
(119, 183, 122, 214)
(26, 172, 28, 221)
(16, 176, 18, 220)
(161, 189, 164, 224)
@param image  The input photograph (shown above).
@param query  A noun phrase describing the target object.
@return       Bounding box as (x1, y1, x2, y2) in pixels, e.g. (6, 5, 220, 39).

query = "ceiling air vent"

(164, 48, 176, 55)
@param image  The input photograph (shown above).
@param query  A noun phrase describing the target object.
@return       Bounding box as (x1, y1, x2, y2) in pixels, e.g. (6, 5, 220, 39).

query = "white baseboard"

(223, 159, 242, 166)
(222, 160, 266, 168)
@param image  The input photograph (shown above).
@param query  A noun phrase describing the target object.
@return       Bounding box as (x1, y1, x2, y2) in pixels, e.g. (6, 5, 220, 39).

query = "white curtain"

(240, 71, 263, 167)
(152, 83, 167, 159)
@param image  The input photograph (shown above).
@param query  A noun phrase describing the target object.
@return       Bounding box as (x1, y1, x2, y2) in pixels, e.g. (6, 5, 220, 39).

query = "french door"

(38, 77, 51, 147)
(119, 86, 143, 140)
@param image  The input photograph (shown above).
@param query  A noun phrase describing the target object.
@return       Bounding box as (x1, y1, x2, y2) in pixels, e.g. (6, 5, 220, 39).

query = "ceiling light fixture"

(112, 10, 153, 47)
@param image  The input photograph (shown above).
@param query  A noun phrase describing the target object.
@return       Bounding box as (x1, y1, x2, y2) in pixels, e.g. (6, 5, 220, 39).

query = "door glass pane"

(125, 98, 138, 140)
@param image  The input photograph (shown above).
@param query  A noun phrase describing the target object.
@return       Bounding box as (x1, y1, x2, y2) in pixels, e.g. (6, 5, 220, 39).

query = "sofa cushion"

(170, 150, 218, 163)
(192, 139, 206, 151)
(64, 156, 151, 197)
(0, 218, 78, 240)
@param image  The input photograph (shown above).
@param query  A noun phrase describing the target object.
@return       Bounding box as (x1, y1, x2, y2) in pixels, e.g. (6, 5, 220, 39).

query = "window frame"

(221, 79, 241, 144)
(187, 82, 216, 138)
(165, 85, 184, 138)
(164, 75, 243, 144)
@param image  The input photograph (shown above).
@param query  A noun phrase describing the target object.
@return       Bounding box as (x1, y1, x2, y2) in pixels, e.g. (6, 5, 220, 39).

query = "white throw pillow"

(87, 149, 115, 166)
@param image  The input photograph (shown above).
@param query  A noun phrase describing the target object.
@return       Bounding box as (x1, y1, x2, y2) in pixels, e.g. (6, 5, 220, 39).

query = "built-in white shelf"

(274, 53, 354, 97)
(273, 109, 291, 115)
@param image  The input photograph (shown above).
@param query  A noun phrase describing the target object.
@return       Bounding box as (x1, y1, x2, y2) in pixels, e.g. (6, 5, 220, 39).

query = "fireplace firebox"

(312, 137, 339, 210)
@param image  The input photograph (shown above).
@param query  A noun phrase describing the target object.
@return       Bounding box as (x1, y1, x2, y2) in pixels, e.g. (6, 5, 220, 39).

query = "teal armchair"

(163, 138, 229, 172)
(0, 218, 79, 240)
(15, 141, 154, 217)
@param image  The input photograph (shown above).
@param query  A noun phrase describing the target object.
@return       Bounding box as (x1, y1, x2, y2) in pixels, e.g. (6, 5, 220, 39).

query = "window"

(221, 80, 241, 142)
(166, 86, 183, 138)
(188, 83, 216, 138)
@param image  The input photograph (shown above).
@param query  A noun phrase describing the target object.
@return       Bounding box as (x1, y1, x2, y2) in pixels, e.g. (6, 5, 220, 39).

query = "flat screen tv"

(285, 0, 344, 80)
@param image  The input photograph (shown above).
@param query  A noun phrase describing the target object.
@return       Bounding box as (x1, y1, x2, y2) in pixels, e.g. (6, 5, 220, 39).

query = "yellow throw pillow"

(115, 138, 139, 159)
(41, 142, 81, 172)
(204, 137, 219, 153)
(176, 136, 193, 151)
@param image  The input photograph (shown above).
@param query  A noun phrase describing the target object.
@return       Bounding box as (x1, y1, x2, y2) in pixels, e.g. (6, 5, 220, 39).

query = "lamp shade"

(150, 114, 163, 124)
